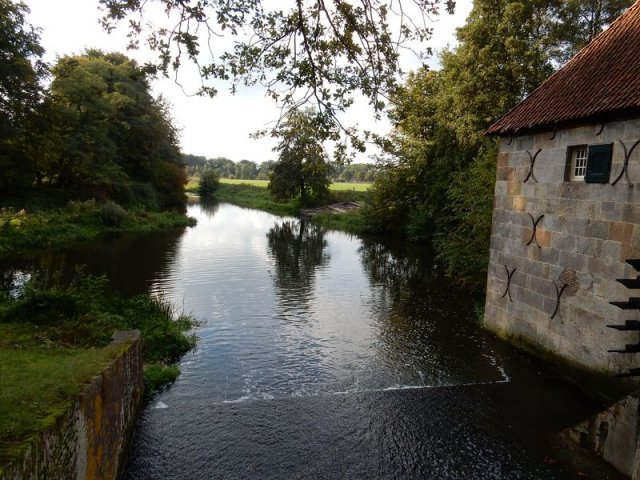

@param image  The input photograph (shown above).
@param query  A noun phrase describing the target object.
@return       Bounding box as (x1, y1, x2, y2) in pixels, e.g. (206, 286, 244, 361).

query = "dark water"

(0, 201, 616, 479)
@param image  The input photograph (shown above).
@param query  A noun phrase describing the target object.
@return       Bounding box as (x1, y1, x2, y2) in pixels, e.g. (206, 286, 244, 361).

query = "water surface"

(1, 201, 615, 479)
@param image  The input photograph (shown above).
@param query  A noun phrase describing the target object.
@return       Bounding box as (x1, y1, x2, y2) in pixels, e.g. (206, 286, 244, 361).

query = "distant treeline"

(182, 154, 379, 183)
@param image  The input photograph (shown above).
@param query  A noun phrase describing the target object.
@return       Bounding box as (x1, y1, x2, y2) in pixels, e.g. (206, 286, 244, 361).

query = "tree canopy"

(40, 50, 186, 207)
(364, 0, 633, 289)
(98, 0, 456, 159)
(0, 0, 47, 193)
(268, 108, 332, 203)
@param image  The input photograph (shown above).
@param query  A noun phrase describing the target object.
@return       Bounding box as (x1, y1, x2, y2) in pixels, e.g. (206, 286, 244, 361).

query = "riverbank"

(0, 200, 196, 256)
(0, 274, 198, 469)
(191, 181, 371, 234)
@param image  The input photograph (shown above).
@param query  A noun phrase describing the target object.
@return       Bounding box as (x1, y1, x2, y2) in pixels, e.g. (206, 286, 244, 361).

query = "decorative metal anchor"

(551, 281, 568, 319)
(526, 213, 545, 247)
(502, 265, 516, 301)
(612, 139, 640, 187)
(524, 149, 542, 183)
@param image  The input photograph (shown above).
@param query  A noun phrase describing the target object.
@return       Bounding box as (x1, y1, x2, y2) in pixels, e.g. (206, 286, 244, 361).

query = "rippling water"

(137, 202, 511, 404)
(1, 201, 615, 479)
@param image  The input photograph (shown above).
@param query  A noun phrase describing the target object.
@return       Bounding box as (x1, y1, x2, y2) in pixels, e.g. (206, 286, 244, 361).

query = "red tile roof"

(487, 1, 640, 136)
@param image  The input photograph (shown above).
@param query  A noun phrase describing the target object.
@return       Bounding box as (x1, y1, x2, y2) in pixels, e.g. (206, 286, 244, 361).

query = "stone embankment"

(1, 330, 143, 480)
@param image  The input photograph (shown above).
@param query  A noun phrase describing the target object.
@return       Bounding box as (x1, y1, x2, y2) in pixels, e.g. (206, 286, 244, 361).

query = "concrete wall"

(1, 330, 144, 480)
(484, 119, 640, 375)
(560, 393, 640, 478)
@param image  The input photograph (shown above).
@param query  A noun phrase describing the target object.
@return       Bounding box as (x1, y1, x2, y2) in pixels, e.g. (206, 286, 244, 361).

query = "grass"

(217, 178, 371, 192)
(0, 274, 198, 466)
(220, 178, 269, 187)
(328, 182, 371, 192)
(188, 177, 372, 234)
(312, 210, 369, 235)
(0, 200, 196, 256)
(213, 183, 300, 217)
(0, 339, 122, 464)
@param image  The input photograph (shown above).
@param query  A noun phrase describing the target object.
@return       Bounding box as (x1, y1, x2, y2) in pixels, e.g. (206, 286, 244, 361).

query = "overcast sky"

(24, 1, 473, 164)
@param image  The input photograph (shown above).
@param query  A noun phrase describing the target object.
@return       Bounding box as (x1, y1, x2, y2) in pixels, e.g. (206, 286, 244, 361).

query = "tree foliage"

(98, 0, 456, 159)
(33, 51, 186, 208)
(269, 109, 332, 203)
(198, 169, 220, 197)
(0, 0, 47, 194)
(549, 0, 633, 63)
(365, 0, 632, 289)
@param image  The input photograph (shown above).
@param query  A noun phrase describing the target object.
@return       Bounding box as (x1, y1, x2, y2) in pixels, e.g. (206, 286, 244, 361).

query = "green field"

(216, 178, 371, 191)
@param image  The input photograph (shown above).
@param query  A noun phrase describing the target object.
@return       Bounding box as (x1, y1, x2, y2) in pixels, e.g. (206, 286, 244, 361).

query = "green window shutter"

(585, 143, 613, 183)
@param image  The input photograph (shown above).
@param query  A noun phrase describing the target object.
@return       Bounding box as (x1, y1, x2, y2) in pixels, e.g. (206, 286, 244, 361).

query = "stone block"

(508, 178, 522, 196)
(536, 228, 552, 248)
(601, 240, 623, 264)
(608, 221, 634, 244)
(585, 219, 609, 239)
(497, 166, 512, 181)
(552, 233, 576, 252)
(512, 196, 527, 211)
(623, 118, 640, 138)
(622, 203, 640, 224)
(529, 276, 553, 297)
(497, 151, 510, 168)
(513, 135, 534, 152)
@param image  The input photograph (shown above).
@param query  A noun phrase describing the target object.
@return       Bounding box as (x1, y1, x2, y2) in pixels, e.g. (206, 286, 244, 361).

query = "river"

(0, 201, 614, 478)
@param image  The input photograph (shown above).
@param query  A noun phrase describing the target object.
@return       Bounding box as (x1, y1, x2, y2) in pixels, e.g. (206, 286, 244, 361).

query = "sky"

(23, 1, 473, 164)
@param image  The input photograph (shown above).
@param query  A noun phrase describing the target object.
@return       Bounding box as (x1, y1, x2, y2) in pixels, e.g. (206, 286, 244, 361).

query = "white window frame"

(568, 145, 588, 181)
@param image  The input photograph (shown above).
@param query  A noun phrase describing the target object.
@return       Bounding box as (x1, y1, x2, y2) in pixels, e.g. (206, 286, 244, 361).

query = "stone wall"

(560, 393, 640, 478)
(484, 119, 640, 376)
(1, 330, 144, 480)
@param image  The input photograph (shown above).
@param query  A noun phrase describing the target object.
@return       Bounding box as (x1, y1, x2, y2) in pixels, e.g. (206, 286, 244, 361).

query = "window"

(568, 145, 588, 181)
(566, 143, 613, 183)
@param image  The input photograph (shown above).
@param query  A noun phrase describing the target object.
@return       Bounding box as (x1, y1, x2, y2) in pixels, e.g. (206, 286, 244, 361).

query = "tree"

(365, 0, 630, 288)
(0, 0, 47, 194)
(268, 109, 331, 203)
(41, 50, 185, 207)
(550, 0, 633, 63)
(199, 169, 220, 197)
(98, 0, 456, 159)
(236, 160, 258, 180)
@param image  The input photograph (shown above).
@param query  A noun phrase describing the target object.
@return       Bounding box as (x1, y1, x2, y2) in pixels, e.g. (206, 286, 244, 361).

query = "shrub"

(99, 200, 128, 227)
(143, 364, 180, 394)
(198, 169, 220, 197)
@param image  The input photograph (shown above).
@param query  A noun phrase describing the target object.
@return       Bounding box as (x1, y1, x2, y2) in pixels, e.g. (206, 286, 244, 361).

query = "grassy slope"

(0, 204, 195, 256)
(208, 181, 371, 234)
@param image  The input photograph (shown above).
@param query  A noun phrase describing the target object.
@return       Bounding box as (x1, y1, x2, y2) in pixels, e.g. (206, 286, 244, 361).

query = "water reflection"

(198, 198, 220, 219)
(0, 227, 186, 296)
(266, 220, 329, 318)
(359, 237, 505, 386)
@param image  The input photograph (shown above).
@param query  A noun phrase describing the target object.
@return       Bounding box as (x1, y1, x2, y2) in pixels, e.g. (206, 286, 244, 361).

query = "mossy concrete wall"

(484, 119, 640, 376)
(1, 330, 144, 480)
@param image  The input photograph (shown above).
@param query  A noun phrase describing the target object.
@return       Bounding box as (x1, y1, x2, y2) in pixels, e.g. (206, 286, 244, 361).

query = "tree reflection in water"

(358, 238, 491, 384)
(198, 198, 220, 219)
(0, 227, 186, 297)
(266, 220, 329, 315)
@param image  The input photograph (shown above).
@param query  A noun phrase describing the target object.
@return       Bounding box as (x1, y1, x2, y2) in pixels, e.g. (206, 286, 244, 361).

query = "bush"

(144, 364, 180, 394)
(0, 273, 198, 362)
(99, 200, 128, 227)
(198, 169, 220, 197)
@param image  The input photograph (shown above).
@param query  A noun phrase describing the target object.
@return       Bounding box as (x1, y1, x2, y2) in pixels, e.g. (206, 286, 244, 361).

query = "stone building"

(484, 1, 640, 379)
